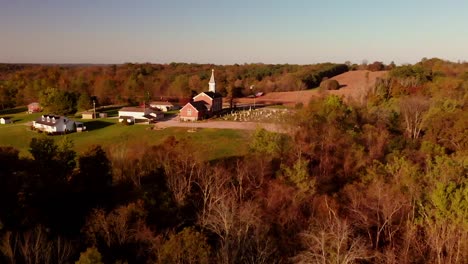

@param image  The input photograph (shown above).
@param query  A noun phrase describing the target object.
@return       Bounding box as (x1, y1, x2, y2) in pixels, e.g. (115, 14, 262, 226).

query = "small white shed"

(0, 117, 12, 124)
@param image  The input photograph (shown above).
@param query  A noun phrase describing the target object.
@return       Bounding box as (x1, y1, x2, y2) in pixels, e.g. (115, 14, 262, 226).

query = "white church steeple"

(208, 69, 216, 92)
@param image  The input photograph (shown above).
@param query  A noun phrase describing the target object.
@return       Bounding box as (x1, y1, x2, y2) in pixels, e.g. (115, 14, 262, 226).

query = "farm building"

(180, 69, 223, 121)
(0, 117, 12, 124)
(179, 101, 208, 121)
(118, 107, 163, 124)
(81, 112, 96, 119)
(27, 102, 41, 113)
(149, 101, 176, 112)
(193, 91, 223, 113)
(33, 115, 83, 134)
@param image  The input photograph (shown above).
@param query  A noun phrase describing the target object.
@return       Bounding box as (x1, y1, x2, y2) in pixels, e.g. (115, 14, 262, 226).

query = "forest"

(0, 62, 355, 114)
(0, 58, 467, 263)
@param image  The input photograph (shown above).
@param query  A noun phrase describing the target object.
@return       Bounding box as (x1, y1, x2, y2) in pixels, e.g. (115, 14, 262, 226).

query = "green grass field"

(0, 115, 251, 160)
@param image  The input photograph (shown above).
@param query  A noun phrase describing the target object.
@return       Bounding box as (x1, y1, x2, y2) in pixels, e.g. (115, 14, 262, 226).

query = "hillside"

(236, 70, 388, 106)
(328, 70, 388, 101)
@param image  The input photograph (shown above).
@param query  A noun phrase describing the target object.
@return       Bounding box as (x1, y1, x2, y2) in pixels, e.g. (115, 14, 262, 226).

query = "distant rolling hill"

(235, 70, 388, 106)
(328, 70, 388, 101)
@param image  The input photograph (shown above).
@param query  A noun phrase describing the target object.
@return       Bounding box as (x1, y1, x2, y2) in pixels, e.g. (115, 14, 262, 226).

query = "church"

(179, 69, 223, 121)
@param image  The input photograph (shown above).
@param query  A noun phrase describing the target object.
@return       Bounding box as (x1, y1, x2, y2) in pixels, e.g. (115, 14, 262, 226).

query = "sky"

(1, 0, 467, 65)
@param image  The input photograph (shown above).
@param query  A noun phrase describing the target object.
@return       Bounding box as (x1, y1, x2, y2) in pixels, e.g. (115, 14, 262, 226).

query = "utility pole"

(93, 100, 96, 119)
(250, 85, 256, 109)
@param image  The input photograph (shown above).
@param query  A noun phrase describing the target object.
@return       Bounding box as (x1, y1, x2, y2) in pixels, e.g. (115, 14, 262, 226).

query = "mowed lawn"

(0, 116, 252, 160)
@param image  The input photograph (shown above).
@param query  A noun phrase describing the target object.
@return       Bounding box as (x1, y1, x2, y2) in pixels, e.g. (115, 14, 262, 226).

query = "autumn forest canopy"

(0, 57, 467, 263)
(0, 61, 363, 113)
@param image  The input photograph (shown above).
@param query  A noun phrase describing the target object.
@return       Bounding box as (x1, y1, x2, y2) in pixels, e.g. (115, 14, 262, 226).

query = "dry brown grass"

(328, 70, 388, 102)
(234, 70, 388, 107)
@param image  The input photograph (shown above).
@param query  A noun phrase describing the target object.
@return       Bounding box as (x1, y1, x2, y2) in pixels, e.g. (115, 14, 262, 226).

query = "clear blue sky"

(1, 0, 467, 64)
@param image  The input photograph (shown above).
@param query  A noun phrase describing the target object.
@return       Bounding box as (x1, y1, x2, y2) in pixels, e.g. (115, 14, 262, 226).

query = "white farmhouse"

(118, 107, 163, 124)
(33, 115, 79, 134)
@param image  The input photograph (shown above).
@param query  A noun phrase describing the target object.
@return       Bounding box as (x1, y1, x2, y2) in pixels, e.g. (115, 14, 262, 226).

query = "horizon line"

(1, 57, 466, 67)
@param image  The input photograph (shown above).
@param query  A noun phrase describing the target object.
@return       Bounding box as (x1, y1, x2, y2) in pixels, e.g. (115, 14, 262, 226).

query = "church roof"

(34, 115, 66, 126)
(188, 101, 208, 112)
(209, 69, 215, 83)
(202, 91, 223, 99)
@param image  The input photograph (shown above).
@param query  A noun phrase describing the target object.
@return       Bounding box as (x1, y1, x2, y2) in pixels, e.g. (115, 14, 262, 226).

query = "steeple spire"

(208, 69, 216, 92)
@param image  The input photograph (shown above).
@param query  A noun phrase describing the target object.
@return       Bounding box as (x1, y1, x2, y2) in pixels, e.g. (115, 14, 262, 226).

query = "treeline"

(0, 62, 354, 112)
(0, 58, 467, 263)
(302, 63, 348, 89)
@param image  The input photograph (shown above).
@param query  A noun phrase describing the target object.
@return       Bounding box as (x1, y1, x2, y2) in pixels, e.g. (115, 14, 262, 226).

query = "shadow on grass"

(84, 120, 115, 131)
(98, 106, 123, 117)
(160, 113, 178, 121)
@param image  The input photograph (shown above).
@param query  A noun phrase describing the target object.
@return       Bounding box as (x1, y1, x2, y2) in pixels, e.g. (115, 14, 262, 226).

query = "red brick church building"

(179, 69, 223, 121)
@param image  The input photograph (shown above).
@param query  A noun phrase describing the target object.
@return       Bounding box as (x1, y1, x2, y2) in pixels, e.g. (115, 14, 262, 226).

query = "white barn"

(0, 117, 12, 124)
(118, 107, 163, 124)
(33, 115, 78, 133)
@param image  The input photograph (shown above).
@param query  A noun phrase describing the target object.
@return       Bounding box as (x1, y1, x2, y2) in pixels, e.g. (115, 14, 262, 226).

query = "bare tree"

(202, 195, 263, 264)
(238, 226, 278, 264)
(230, 158, 268, 202)
(53, 236, 74, 264)
(0, 231, 16, 264)
(0, 228, 73, 264)
(162, 152, 199, 206)
(422, 217, 468, 264)
(397, 76, 423, 88)
(400, 96, 430, 139)
(83, 202, 145, 248)
(374, 76, 393, 99)
(195, 164, 276, 264)
(293, 201, 372, 264)
(195, 165, 231, 229)
(346, 180, 410, 252)
(17, 226, 53, 264)
(108, 143, 143, 185)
